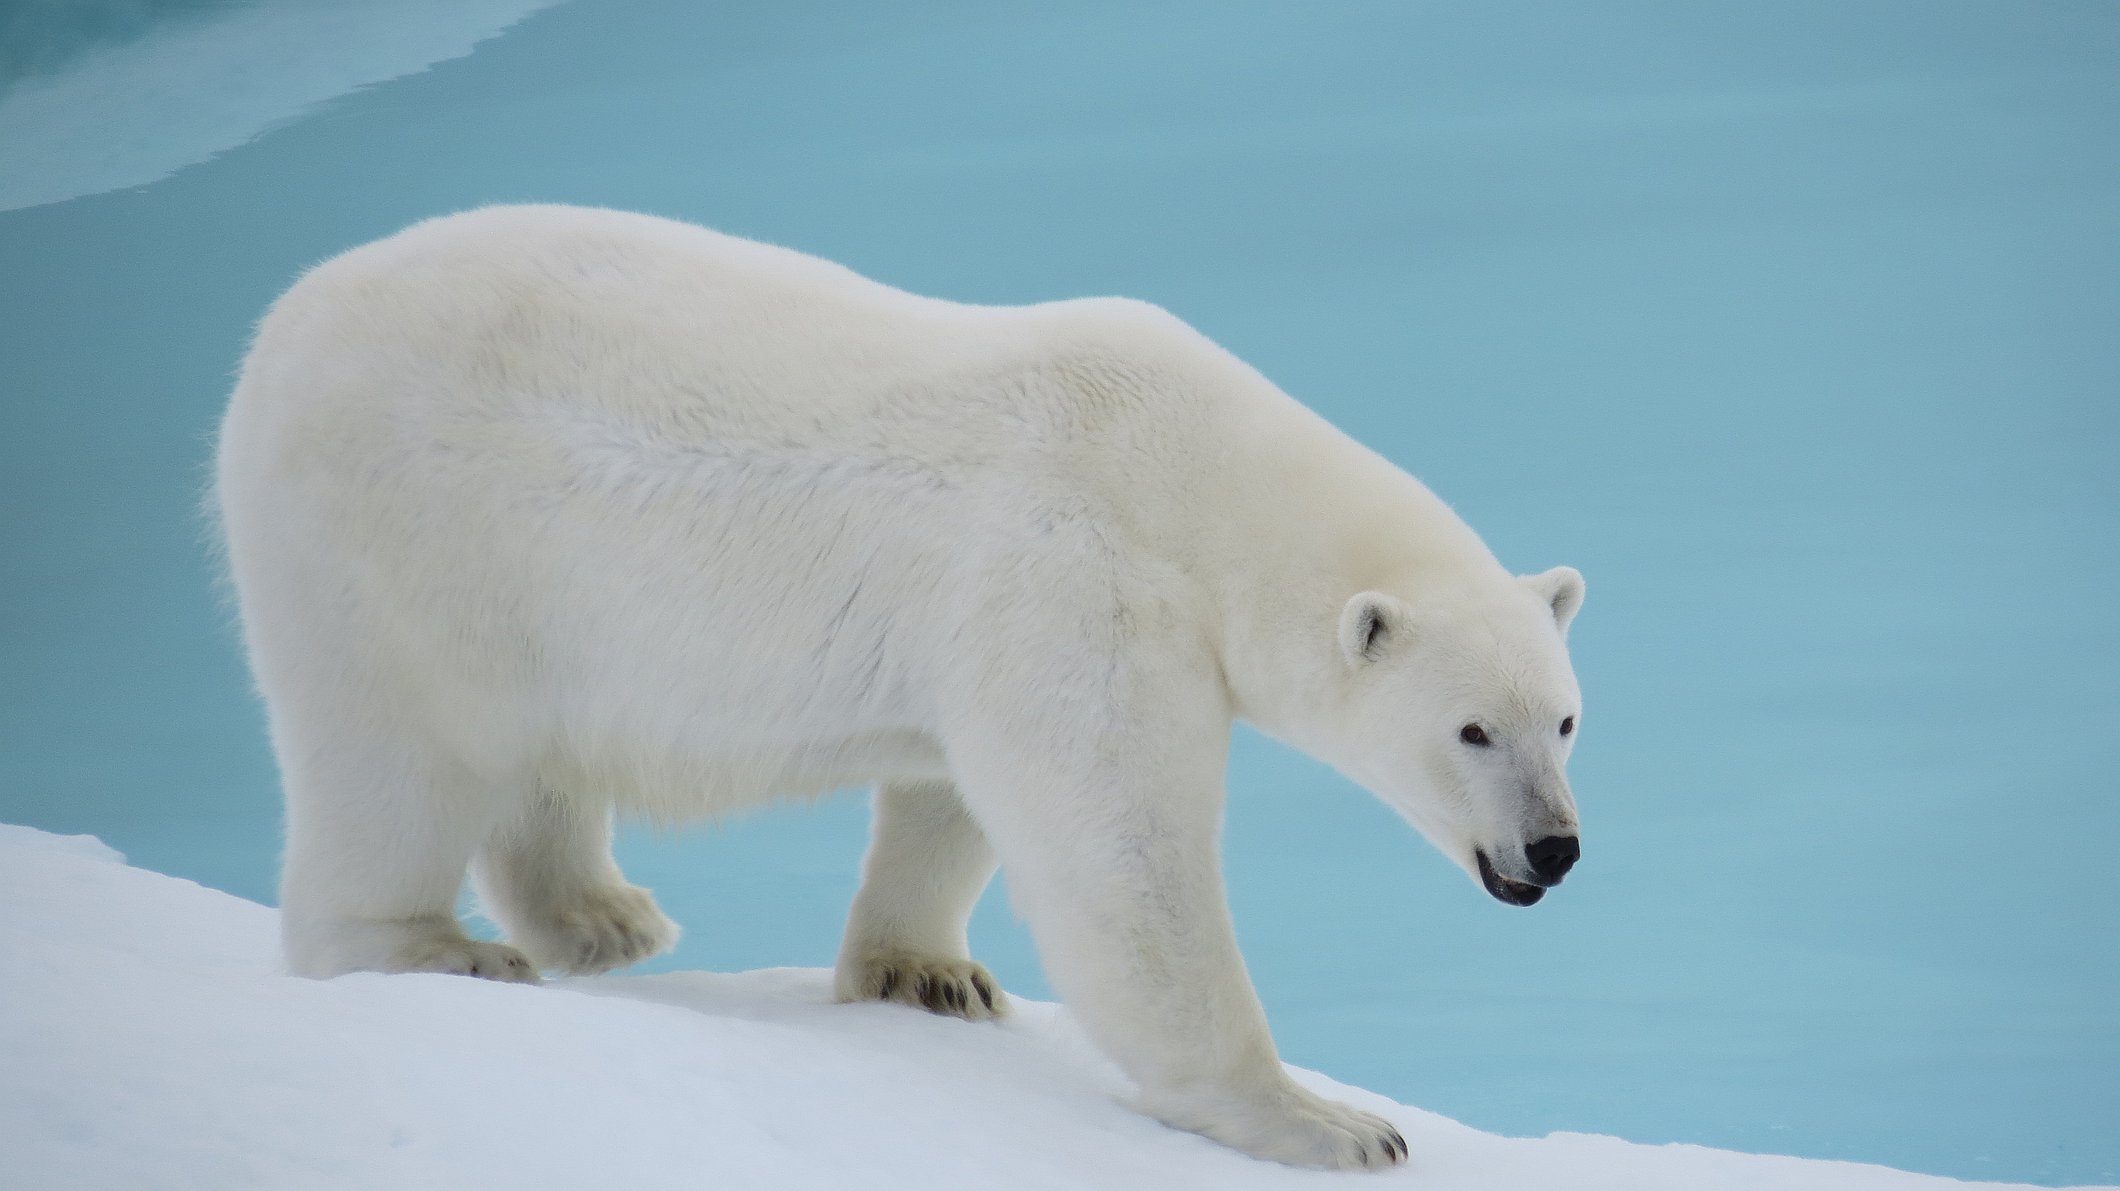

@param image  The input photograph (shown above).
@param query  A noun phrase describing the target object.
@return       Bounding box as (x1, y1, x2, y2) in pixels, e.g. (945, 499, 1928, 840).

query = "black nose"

(1525, 835, 1580, 886)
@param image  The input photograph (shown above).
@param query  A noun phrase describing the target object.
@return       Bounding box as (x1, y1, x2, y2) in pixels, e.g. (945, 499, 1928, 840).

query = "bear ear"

(1338, 591, 1414, 667)
(1522, 566, 1585, 634)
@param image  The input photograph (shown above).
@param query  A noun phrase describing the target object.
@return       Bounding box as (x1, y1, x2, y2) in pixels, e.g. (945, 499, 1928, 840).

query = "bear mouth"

(1476, 851, 1546, 907)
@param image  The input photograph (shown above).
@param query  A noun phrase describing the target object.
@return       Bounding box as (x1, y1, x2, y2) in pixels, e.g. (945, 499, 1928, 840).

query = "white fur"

(215, 205, 1586, 1170)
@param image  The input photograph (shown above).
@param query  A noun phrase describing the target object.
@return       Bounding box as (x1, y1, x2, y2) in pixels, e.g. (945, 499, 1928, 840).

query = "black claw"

(876, 969, 898, 999)
(971, 974, 994, 1010)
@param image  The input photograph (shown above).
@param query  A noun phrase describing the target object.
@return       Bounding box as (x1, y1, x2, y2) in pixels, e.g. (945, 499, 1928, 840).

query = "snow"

(0, 822, 2106, 1191)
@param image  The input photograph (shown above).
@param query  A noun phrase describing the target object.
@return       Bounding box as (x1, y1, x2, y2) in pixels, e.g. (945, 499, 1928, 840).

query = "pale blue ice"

(1, 2, 2113, 1184)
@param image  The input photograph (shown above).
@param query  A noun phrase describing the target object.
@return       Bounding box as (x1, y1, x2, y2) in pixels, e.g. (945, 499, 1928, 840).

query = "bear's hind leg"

(473, 789, 678, 975)
(834, 779, 1005, 1020)
(279, 727, 536, 983)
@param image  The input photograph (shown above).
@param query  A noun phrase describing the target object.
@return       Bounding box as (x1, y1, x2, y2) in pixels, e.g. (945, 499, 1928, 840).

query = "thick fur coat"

(216, 205, 1587, 1169)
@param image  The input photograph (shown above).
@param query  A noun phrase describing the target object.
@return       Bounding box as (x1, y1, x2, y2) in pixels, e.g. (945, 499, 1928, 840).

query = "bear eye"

(1459, 723, 1491, 746)
(1560, 716, 1576, 736)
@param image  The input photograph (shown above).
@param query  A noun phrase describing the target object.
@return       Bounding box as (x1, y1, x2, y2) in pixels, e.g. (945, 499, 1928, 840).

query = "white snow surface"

(1, 822, 2106, 1191)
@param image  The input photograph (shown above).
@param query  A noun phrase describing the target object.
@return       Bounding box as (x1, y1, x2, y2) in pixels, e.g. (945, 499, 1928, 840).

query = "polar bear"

(215, 205, 1586, 1170)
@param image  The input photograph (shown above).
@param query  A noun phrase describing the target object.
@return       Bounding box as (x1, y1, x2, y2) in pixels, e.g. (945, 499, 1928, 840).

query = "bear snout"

(1524, 834, 1580, 886)
(1476, 850, 1547, 907)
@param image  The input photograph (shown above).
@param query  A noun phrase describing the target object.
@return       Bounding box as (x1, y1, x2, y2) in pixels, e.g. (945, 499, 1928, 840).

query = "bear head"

(1325, 566, 1586, 906)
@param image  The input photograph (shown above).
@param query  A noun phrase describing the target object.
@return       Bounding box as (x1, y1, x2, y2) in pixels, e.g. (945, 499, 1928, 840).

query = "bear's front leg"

(835, 779, 1006, 1021)
(944, 693, 1407, 1170)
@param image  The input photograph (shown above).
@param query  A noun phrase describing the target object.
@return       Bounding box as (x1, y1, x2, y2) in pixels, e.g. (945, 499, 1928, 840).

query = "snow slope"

(0, 823, 2105, 1191)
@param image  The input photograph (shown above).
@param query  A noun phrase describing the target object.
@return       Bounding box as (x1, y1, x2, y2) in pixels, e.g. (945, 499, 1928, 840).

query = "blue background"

(2, 1, 2114, 1184)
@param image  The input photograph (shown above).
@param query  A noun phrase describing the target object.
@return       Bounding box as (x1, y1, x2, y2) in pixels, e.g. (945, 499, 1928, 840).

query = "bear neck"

(1031, 304, 1512, 759)
(1189, 385, 1510, 756)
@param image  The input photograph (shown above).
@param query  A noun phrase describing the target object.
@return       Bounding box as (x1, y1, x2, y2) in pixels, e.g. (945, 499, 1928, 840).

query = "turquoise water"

(2, 1, 2115, 1183)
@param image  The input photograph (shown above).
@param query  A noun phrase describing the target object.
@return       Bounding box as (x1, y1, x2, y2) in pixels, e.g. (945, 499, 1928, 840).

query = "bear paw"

(286, 916, 542, 983)
(835, 950, 1007, 1021)
(510, 883, 680, 976)
(1147, 1081, 1408, 1170)
(393, 936, 542, 984)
